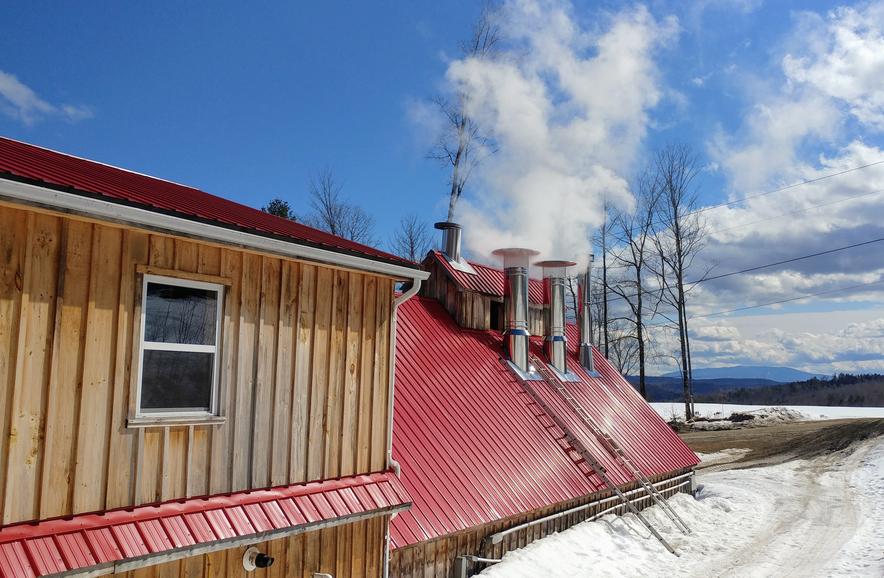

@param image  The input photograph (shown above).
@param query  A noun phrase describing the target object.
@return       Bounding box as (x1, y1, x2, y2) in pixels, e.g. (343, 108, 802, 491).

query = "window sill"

(127, 415, 226, 429)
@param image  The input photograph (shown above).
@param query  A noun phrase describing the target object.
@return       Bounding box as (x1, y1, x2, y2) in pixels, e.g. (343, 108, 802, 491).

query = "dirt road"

(683, 419, 884, 576)
(681, 417, 884, 468)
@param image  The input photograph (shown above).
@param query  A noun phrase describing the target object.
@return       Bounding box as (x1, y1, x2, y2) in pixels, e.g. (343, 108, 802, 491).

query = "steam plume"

(447, 0, 678, 266)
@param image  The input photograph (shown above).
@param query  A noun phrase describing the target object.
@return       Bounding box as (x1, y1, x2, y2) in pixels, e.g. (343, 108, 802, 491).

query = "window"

(136, 275, 223, 417)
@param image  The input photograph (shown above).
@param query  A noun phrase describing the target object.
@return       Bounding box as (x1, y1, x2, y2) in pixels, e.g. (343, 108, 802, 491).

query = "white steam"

(447, 0, 678, 266)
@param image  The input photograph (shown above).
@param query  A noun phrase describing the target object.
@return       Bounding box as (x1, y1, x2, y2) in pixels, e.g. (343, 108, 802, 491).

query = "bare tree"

(303, 167, 375, 244)
(429, 4, 499, 221)
(594, 205, 612, 358)
(261, 198, 297, 220)
(649, 144, 709, 420)
(390, 214, 432, 262)
(609, 175, 661, 399)
(607, 320, 640, 376)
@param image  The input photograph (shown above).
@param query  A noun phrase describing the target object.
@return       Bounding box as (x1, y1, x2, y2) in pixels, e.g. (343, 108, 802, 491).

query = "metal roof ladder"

(529, 354, 692, 537)
(504, 357, 680, 556)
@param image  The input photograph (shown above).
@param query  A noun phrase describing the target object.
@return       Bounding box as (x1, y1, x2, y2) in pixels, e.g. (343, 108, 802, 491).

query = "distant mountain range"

(662, 365, 827, 383)
(626, 366, 830, 402)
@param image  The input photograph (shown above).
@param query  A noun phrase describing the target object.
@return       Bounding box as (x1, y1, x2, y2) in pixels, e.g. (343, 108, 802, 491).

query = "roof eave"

(0, 176, 430, 282)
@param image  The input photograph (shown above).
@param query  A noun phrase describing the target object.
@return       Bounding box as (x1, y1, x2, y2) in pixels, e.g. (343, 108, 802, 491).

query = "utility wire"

(604, 234, 884, 306)
(644, 278, 884, 328)
(712, 187, 884, 235)
(691, 159, 884, 216)
(600, 157, 884, 249)
(699, 236, 884, 285)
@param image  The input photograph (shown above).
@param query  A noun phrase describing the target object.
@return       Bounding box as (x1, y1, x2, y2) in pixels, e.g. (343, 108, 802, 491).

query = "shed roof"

(389, 297, 698, 548)
(428, 251, 545, 304)
(0, 471, 409, 577)
(0, 137, 418, 271)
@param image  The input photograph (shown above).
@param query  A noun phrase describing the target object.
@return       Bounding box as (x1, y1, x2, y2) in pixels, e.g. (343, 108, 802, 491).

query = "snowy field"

(478, 437, 884, 577)
(651, 402, 884, 422)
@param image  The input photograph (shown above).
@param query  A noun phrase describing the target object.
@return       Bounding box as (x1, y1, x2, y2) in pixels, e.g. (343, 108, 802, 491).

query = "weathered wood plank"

(306, 267, 333, 481)
(0, 207, 27, 518)
(73, 225, 122, 513)
(371, 280, 391, 471)
(340, 273, 363, 477)
(232, 253, 261, 491)
(252, 257, 280, 488)
(210, 250, 242, 494)
(39, 220, 92, 517)
(106, 230, 149, 508)
(289, 264, 315, 484)
(4, 213, 60, 522)
(356, 275, 376, 474)
(324, 270, 347, 479)
(270, 261, 297, 486)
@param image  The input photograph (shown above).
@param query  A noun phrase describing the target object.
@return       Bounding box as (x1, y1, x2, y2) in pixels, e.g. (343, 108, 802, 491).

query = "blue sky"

(2, 0, 883, 373)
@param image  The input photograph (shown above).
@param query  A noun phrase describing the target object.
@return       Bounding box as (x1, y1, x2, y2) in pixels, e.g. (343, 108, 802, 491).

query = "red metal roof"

(389, 297, 698, 548)
(0, 471, 410, 577)
(0, 137, 418, 270)
(428, 251, 545, 304)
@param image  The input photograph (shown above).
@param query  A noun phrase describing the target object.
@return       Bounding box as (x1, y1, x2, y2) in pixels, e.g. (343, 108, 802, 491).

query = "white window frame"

(135, 274, 224, 419)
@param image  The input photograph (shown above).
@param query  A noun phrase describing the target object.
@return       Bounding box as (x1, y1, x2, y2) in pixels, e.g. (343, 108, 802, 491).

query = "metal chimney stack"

(492, 248, 539, 374)
(536, 260, 576, 375)
(434, 221, 463, 263)
(577, 254, 595, 373)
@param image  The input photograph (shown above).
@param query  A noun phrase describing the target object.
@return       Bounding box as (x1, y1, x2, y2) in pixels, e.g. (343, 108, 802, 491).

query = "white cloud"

(0, 70, 93, 125)
(783, 3, 884, 130)
(443, 0, 678, 263)
(694, 2, 884, 327)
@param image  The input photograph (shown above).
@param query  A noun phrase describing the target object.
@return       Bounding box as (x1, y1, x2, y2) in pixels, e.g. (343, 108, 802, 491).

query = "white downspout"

(383, 276, 422, 578)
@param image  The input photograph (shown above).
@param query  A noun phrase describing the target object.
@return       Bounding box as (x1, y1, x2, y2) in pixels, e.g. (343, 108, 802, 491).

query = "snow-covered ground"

(652, 402, 884, 422)
(479, 437, 884, 577)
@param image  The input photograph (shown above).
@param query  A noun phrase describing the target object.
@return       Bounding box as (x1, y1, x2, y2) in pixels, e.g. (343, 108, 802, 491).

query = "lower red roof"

(0, 471, 410, 577)
(390, 297, 698, 549)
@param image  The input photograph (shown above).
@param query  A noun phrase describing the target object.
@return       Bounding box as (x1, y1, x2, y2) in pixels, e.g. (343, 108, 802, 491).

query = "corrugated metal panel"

(0, 471, 410, 577)
(0, 137, 417, 269)
(430, 252, 545, 304)
(390, 297, 698, 548)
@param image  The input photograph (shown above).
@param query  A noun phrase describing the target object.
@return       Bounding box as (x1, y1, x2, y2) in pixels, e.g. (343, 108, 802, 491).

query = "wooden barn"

(388, 225, 699, 577)
(0, 137, 429, 577)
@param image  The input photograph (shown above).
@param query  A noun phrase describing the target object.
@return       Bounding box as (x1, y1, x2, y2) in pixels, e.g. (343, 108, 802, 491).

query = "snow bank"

(694, 448, 750, 466)
(479, 438, 884, 577)
(686, 406, 810, 430)
(652, 402, 884, 422)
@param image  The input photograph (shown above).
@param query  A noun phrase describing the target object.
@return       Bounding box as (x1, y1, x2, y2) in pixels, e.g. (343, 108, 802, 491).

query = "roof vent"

(577, 254, 597, 374)
(435, 221, 477, 275)
(493, 248, 539, 376)
(536, 260, 576, 378)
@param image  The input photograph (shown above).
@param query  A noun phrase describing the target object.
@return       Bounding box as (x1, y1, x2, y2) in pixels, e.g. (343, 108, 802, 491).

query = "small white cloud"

(691, 76, 705, 87)
(0, 70, 92, 125)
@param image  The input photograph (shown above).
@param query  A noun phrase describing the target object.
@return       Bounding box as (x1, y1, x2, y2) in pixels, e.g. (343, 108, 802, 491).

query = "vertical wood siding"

(0, 204, 395, 525)
(390, 473, 692, 578)
(118, 517, 387, 578)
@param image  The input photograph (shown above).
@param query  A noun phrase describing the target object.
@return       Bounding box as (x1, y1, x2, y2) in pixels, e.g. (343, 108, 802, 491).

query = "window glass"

(144, 283, 217, 345)
(140, 350, 214, 412)
(138, 277, 221, 416)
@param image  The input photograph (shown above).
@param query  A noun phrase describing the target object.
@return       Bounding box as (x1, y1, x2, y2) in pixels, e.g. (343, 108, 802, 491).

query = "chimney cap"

(434, 221, 462, 230)
(491, 247, 540, 258)
(534, 260, 577, 269)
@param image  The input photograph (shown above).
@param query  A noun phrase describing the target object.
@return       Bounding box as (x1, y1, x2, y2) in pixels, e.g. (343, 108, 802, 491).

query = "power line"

(691, 158, 884, 217)
(643, 278, 884, 328)
(603, 234, 884, 306)
(698, 236, 884, 284)
(601, 157, 884, 248)
(712, 187, 884, 235)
